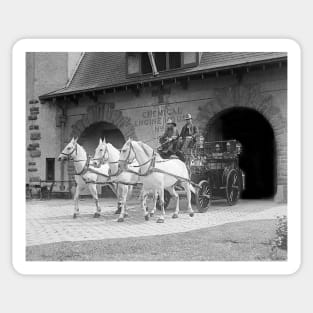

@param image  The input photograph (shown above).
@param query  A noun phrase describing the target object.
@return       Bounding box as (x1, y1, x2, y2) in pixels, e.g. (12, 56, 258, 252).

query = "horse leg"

(125, 184, 133, 217)
(115, 183, 122, 215)
(171, 186, 180, 219)
(73, 183, 81, 219)
(88, 183, 101, 218)
(150, 191, 158, 217)
(117, 185, 128, 222)
(183, 182, 194, 217)
(156, 188, 165, 223)
(141, 190, 150, 221)
(124, 185, 131, 218)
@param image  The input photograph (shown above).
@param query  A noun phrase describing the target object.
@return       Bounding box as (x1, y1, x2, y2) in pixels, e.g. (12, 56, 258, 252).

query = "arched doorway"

(206, 107, 276, 199)
(78, 121, 125, 156)
(78, 121, 125, 198)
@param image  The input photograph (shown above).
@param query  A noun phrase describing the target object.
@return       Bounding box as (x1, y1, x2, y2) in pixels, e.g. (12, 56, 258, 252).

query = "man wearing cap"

(158, 118, 180, 159)
(179, 113, 198, 147)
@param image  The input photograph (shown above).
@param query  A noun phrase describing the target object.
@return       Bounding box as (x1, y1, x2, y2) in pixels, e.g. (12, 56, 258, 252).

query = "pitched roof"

(40, 52, 287, 99)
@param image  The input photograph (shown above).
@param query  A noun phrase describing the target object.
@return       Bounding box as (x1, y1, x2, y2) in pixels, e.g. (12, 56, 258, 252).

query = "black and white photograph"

(22, 47, 290, 264)
(2, 0, 311, 311)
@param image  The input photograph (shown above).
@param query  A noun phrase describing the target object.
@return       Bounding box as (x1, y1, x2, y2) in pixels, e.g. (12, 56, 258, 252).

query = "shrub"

(272, 215, 288, 251)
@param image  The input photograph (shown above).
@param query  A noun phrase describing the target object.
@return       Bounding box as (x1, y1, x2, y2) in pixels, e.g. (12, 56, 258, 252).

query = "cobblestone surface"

(26, 198, 287, 247)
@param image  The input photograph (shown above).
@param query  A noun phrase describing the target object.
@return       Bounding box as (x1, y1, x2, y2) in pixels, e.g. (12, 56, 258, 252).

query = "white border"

(12, 39, 301, 275)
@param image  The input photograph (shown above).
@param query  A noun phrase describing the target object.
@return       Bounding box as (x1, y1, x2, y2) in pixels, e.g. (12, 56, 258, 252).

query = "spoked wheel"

(196, 180, 211, 213)
(156, 189, 171, 210)
(226, 169, 241, 205)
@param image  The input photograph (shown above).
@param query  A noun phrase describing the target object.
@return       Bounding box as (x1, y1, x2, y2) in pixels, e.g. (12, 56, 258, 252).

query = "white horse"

(93, 138, 159, 222)
(57, 137, 110, 219)
(119, 139, 195, 223)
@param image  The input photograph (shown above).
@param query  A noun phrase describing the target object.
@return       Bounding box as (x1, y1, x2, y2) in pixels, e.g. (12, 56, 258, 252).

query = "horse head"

(93, 137, 109, 167)
(58, 137, 78, 161)
(119, 139, 136, 170)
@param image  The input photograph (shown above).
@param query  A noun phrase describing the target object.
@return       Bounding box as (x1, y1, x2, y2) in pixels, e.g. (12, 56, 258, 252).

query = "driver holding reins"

(158, 118, 180, 159)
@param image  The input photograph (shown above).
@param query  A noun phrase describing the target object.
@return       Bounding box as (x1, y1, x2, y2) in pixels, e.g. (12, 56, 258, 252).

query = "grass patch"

(26, 219, 287, 262)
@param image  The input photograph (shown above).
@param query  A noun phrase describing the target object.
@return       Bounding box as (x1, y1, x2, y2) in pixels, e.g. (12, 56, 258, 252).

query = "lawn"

(26, 219, 287, 261)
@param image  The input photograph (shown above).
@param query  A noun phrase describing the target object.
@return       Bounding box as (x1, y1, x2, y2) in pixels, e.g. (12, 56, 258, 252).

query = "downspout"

(147, 52, 159, 76)
(59, 103, 67, 191)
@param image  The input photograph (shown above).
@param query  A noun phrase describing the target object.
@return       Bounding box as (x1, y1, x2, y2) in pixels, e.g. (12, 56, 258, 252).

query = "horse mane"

(107, 142, 119, 153)
(137, 141, 151, 157)
(75, 142, 87, 157)
(76, 142, 85, 152)
(137, 141, 162, 160)
(105, 142, 120, 161)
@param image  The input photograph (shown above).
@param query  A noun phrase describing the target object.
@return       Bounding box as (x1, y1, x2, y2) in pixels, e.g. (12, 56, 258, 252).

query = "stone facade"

(26, 52, 82, 186)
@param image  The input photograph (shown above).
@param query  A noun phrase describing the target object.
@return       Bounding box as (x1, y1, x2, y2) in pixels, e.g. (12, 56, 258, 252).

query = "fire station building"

(26, 52, 287, 202)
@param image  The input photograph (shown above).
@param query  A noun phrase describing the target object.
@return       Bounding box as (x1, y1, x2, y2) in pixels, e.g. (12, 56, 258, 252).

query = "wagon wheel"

(196, 180, 211, 213)
(156, 189, 171, 210)
(226, 169, 241, 205)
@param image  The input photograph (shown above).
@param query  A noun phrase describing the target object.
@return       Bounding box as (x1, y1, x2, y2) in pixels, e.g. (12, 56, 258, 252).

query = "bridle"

(60, 143, 90, 176)
(93, 144, 109, 166)
(119, 141, 137, 165)
(119, 140, 156, 175)
(60, 143, 78, 161)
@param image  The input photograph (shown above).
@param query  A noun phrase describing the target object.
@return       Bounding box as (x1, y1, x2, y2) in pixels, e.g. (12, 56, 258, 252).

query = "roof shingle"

(40, 52, 287, 99)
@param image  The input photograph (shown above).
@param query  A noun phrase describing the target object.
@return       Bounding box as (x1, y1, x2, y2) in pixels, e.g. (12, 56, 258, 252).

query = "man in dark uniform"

(179, 113, 198, 148)
(158, 118, 180, 159)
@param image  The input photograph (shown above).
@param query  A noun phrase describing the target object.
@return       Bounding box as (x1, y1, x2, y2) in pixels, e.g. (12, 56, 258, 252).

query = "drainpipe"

(59, 104, 67, 191)
(148, 52, 159, 76)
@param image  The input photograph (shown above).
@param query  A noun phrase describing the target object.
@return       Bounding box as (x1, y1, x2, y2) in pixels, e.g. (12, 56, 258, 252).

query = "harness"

(119, 141, 199, 188)
(119, 141, 157, 176)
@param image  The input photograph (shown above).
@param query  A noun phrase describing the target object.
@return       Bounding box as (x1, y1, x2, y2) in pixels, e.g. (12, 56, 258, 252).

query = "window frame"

(126, 52, 200, 77)
(46, 158, 55, 181)
(181, 52, 200, 68)
(126, 52, 142, 77)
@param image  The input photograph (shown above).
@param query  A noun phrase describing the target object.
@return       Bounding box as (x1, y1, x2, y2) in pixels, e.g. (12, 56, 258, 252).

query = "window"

(154, 52, 167, 71)
(182, 52, 199, 67)
(127, 53, 140, 75)
(126, 52, 199, 76)
(141, 53, 152, 74)
(126, 53, 152, 75)
(46, 158, 55, 181)
(169, 52, 181, 69)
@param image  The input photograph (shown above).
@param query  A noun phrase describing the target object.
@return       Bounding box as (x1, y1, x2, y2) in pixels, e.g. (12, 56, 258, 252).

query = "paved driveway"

(26, 198, 286, 247)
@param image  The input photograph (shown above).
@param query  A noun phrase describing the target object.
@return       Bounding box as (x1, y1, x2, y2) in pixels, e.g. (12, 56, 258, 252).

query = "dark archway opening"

(207, 107, 276, 199)
(78, 121, 125, 156)
(78, 121, 125, 198)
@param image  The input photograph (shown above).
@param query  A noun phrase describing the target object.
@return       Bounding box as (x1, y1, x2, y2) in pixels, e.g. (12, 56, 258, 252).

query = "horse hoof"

(145, 215, 149, 221)
(117, 217, 124, 222)
(123, 213, 129, 218)
(189, 212, 194, 217)
(94, 212, 101, 218)
(172, 213, 178, 219)
(150, 212, 154, 217)
(114, 208, 121, 215)
(73, 213, 78, 219)
(156, 218, 164, 223)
